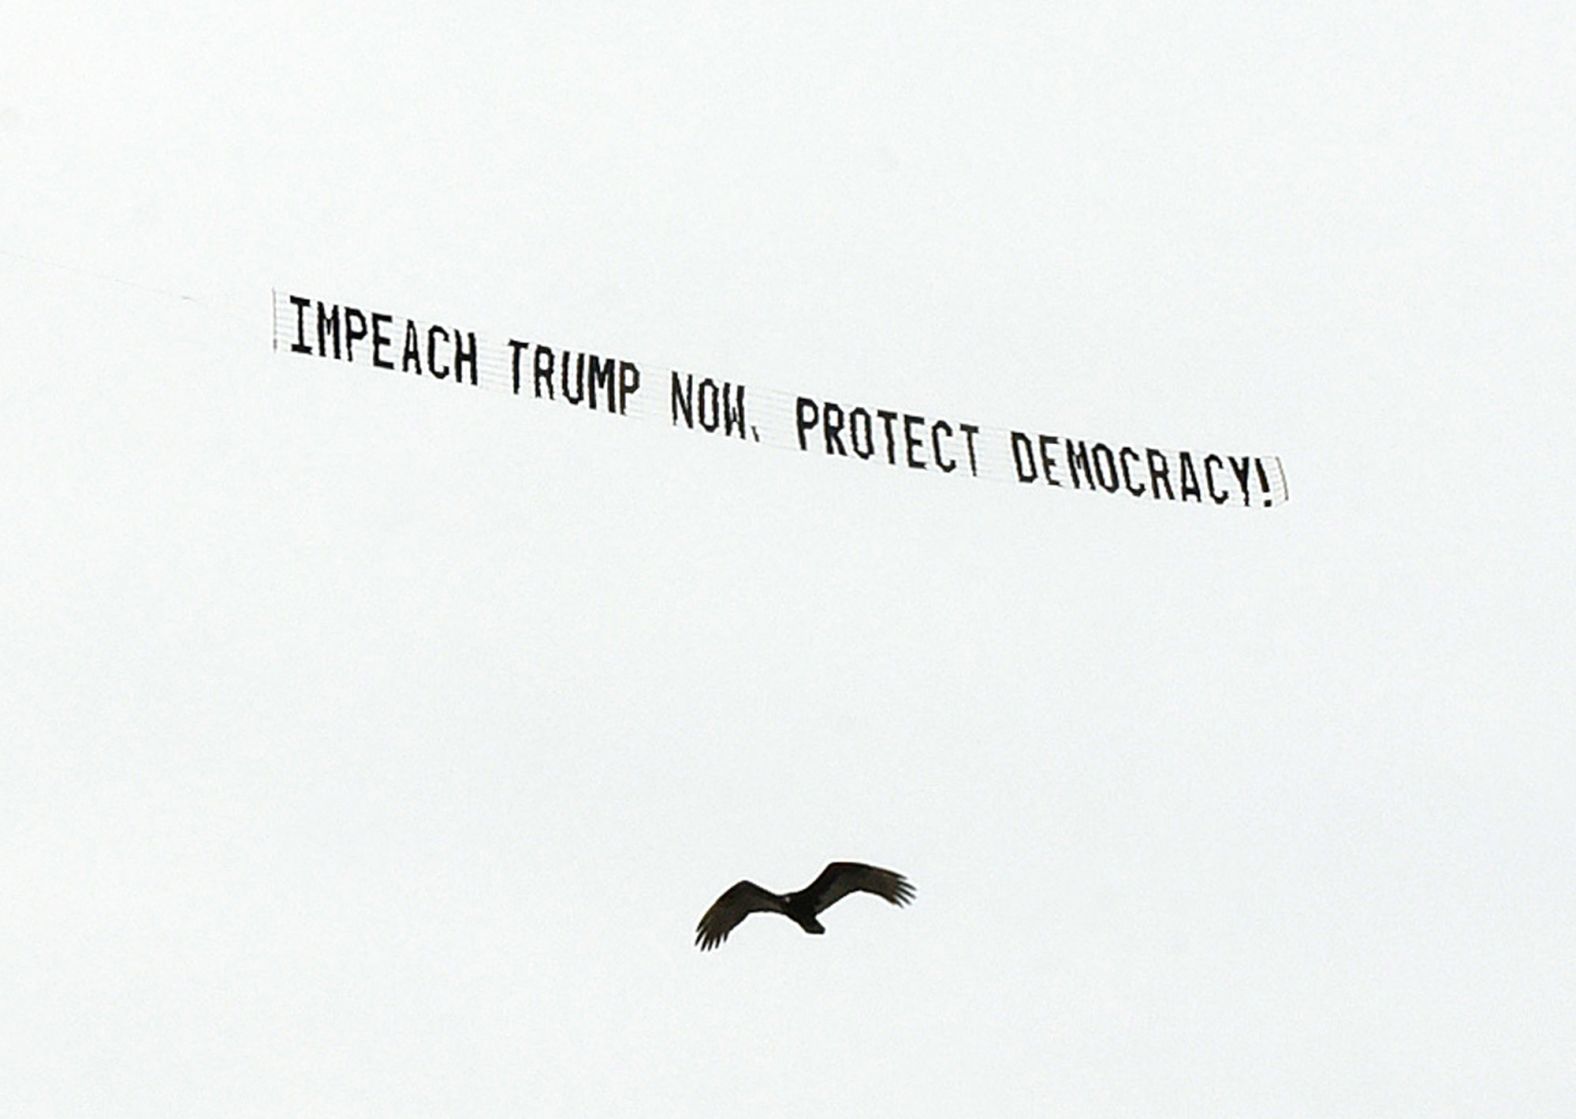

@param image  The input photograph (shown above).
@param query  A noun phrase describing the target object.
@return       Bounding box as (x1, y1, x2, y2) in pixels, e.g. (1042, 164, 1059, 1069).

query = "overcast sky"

(4, 4, 1573, 1115)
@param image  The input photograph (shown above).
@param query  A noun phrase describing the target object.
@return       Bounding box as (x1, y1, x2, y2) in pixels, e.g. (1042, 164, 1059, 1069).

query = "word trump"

(508, 340, 641, 415)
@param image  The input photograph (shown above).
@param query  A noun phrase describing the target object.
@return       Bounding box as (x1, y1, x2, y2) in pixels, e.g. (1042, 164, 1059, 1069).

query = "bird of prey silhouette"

(695, 861, 914, 950)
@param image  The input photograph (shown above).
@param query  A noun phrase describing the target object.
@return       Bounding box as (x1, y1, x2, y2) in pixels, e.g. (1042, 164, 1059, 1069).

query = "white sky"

(4, 4, 1573, 1114)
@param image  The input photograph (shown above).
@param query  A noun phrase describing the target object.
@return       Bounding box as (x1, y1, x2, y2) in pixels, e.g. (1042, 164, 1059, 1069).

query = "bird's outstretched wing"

(696, 881, 785, 951)
(800, 862, 915, 915)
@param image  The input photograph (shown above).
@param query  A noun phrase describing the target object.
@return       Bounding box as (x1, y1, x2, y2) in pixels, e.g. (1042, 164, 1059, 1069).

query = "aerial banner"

(271, 290, 1289, 508)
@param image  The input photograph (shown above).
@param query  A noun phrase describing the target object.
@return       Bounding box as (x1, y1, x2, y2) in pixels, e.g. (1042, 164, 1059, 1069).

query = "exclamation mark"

(1255, 458, 1273, 506)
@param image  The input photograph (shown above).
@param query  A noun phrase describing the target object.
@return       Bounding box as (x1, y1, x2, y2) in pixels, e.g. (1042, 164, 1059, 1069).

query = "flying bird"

(695, 861, 914, 950)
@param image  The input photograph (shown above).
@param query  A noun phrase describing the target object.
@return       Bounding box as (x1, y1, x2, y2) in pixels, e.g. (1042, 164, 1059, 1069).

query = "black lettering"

(1146, 449, 1175, 500)
(698, 378, 720, 432)
(1255, 458, 1273, 506)
(509, 340, 530, 394)
(932, 420, 955, 473)
(455, 332, 477, 386)
(675, 375, 744, 436)
(617, 362, 640, 413)
(723, 384, 746, 438)
(562, 353, 585, 405)
(876, 410, 900, 465)
(849, 408, 874, 459)
(588, 355, 617, 410)
(1037, 434, 1063, 486)
(316, 303, 341, 359)
(795, 397, 819, 451)
(428, 325, 451, 379)
(1119, 446, 1144, 496)
(1229, 456, 1253, 506)
(671, 372, 695, 427)
(1010, 431, 1038, 483)
(343, 306, 368, 361)
(903, 415, 926, 469)
(1066, 440, 1092, 489)
(1204, 454, 1230, 504)
(959, 423, 981, 476)
(532, 346, 554, 398)
(371, 313, 394, 369)
(823, 402, 848, 456)
(404, 321, 423, 374)
(1090, 443, 1120, 493)
(289, 296, 312, 353)
(1178, 451, 1202, 502)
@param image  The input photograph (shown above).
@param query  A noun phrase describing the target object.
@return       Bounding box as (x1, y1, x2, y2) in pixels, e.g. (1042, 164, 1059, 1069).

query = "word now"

(671, 373, 749, 440)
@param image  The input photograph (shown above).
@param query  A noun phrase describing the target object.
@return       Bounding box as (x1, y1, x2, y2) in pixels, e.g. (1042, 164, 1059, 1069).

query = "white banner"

(272, 290, 1289, 508)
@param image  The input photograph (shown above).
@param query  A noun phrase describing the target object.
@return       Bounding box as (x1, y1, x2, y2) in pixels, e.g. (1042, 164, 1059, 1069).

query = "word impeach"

(273, 291, 1288, 508)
